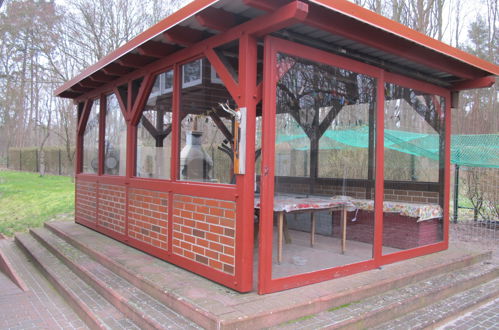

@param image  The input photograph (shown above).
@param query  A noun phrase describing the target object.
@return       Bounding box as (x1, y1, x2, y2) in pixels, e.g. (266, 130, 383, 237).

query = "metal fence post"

(453, 164, 460, 224)
(19, 150, 22, 171)
(36, 149, 39, 172)
(59, 149, 62, 175)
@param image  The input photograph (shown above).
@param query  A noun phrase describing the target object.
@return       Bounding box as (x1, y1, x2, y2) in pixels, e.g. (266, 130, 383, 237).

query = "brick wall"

(128, 188, 168, 250)
(97, 184, 126, 234)
(384, 189, 439, 204)
(76, 180, 97, 224)
(274, 179, 439, 204)
(172, 195, 236, 275)
(332, 210, 442, 249)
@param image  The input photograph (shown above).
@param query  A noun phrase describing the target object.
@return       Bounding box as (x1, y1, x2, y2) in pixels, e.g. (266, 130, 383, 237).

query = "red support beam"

(113, 87, 128, 121)
(117, 53, 155, 69)
(137, 41, 178, 58)
(251, 1, 308, 37)
(236, 32, 259, 293)
(205, 48, 240, 106)
(243, 0, 291, 12)
(452, 76, 496, 91)
(163, 26, 205, 47)
(130, 73, 155, 125)
(102, 63, 131, 76)
(195, 7, 237, 32)
(77, 99, 92, 136)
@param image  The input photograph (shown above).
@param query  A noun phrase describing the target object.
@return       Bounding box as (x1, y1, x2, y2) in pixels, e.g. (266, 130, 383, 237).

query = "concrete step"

(30, 227, 201, 330)
(271, 260, 499, 329)
(45, 221, 219, 329)
(44, 221, 494, 330)
(437, 296, 499, 329)
(374, 278, 499, 330)
(15, 233, 140, 330)
(0, 238, 88, 329)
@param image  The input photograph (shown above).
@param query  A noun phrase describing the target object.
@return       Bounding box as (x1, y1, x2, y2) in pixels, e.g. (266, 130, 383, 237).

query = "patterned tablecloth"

(254, 195, 356, 213)
(254, 195, 442, 221)
(350, 198, 443, 222)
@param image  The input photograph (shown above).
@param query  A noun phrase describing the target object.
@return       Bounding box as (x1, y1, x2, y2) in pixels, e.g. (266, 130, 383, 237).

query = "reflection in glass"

(82, 99, 100, 174)
(136, 71, 173, 179)
(270, 53, 377, 279)
(104, 94, 127, 176)
(178, 58, 235, 184)
(383, 83, 445, 254)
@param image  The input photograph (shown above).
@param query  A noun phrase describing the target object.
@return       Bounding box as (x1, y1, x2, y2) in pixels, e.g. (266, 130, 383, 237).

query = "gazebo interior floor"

(253, 228, 401, 282)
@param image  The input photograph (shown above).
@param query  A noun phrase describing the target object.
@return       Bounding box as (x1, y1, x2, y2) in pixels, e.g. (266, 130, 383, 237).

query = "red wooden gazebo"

(56, 0, 499, 294)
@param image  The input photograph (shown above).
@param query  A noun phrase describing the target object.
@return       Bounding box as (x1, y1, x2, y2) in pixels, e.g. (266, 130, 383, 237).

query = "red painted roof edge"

(310, 0, 499, 76)
(56, 0, 499, 97)
(54, 0, 220, 96)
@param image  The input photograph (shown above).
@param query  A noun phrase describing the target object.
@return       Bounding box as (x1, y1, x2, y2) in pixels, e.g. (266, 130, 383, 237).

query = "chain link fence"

(5, 147, 75, 176)
(450, 166, 498, 251)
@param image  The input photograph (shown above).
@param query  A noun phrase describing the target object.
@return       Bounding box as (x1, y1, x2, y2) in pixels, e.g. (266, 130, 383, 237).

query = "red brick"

(205, 232, 220, 242)
(206, 199, 219, 207)
(206, 215, 220, 225)
(224, 210, 236, 219)
(220, 236, 234, 246)
(206, 249, 219, 259)
(195, 221, 209, 231)
(210, 225, 224, 235)
(220, 218, 235, 228)
(192, 245, 205, 254)
(224, 246, 235, 256)
(209, 259, 223, 270)
(220, 254, 234, 265)
(209, 242, 224, 253)
(209, 208, 223, 217)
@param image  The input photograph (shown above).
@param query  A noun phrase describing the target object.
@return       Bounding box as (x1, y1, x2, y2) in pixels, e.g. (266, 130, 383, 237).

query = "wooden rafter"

(164, 26, 205, 47)
(137, 41, 178, 58)
(195, 7, 237, 32)
(117, 54, 155, 69)
(102, 63, 131, 76)
(89, 71, 116, 83)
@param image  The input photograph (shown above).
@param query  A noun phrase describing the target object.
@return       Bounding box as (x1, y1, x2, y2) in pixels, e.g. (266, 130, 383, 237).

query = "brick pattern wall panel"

(128, 188, 168, 251)
(172, 195, 236, 275)
(97, 184, 126, 234)
(76, 180, 97, 224)
(332, 211, 442, 250)
(384, 189, 439, 204)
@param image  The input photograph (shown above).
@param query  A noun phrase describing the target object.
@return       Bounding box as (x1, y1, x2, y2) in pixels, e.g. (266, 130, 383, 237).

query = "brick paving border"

(0, 239, 87, 329)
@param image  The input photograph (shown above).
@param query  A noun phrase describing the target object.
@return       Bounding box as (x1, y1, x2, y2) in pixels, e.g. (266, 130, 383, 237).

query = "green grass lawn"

(0, 170, 74, 236)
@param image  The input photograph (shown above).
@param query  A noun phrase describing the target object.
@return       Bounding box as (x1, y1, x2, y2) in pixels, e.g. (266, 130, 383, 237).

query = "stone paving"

(372, 278, 499, 330)
(439, 297, 499, 330)
(0, 238, 87, 330)
(0, 220, 498, 329)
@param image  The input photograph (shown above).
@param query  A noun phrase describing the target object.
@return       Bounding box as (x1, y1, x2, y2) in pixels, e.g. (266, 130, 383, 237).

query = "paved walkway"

(0, 223, 497, 329)
(0, 238, 87, 329)
(438, 297, 499, 330)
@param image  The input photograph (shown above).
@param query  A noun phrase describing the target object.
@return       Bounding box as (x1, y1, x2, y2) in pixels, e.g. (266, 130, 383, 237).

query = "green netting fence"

(275, 126, 499, 168)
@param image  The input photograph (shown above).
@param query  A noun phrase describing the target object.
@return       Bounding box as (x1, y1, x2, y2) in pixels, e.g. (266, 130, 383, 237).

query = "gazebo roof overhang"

(55, 0, 499, 100)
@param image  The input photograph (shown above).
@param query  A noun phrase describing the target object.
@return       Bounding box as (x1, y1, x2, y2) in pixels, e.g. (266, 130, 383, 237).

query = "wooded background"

(0, 0, 497, 175)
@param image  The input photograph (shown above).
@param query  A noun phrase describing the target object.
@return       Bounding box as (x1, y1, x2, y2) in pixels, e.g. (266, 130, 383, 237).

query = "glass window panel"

(104, 94, 127, 176)
(382, 83, 445, 254)
(136, 71, 173, 179)
(271, 53, 376, 279)
(82, 99, 100, 174)
(178, 58, 235, 184)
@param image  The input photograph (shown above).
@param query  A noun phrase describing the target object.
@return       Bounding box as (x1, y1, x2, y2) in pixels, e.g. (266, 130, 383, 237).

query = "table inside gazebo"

(254, 195, 356, 263)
